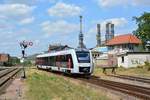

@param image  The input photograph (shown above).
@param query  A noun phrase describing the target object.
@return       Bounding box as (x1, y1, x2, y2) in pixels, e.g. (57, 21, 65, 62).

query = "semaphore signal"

(19, 40, 33, 78)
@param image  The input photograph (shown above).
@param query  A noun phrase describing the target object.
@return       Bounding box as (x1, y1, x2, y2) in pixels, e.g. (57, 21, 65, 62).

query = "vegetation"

(116, 66, 150, 77)
(22, 59, 32, 67)
(133, 12, 150, 49)
(4, 57, 20, 66)
(144, 61, 150, 71)
(25, 69, 109, 100)
(94, 65, 150, 77)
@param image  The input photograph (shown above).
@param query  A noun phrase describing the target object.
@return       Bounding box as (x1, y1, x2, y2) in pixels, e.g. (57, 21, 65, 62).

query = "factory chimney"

(78, 16, 86, 49)
(96, 24, 101, 47)
(105, 22, 114, 43)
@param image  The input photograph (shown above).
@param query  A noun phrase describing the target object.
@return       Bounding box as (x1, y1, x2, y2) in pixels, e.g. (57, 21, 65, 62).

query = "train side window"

(49, 56, 56, 66)
(46, 57, 48, 65)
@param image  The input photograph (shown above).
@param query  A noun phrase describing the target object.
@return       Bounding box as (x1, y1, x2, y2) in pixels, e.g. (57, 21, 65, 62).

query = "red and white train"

(36, 49, 94, 75)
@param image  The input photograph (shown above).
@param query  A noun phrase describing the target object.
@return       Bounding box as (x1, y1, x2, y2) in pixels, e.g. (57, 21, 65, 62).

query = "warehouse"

(0, 53, 9, 65)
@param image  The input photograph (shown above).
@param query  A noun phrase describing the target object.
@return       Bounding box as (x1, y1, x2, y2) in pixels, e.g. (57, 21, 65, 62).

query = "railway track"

(0, 67, 8, 71)
(78, 76, 150, 99)
(0, 68, 22, 94)
(107, 74, 150, 84)
(39, 69, 150, 99)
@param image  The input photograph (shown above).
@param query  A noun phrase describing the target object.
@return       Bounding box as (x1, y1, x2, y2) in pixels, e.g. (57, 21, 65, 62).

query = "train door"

(67, 54, 73, 69)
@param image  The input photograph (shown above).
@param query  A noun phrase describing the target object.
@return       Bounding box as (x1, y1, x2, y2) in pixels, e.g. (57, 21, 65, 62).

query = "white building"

(117, 52, 150, 68)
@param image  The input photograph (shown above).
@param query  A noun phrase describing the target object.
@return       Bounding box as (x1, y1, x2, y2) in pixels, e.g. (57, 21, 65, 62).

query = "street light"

(19, 41, 33, 78)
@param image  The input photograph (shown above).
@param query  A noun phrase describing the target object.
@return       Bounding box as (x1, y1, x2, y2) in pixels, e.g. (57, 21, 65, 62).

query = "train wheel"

(37, 66, 40, 70)
(48, 68, 52, 72)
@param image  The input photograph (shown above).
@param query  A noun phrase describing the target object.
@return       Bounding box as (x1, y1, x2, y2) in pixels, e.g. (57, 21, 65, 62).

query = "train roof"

(36, 49, 75, 58)
(36, 49, 90, 58)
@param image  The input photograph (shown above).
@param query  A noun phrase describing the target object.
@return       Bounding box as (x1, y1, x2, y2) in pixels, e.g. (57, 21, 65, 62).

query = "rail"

(79, 76, 150, 99)
(0, 68, 21, 93)
(107, 74, 150, 84)
(38, 69, 150, 99)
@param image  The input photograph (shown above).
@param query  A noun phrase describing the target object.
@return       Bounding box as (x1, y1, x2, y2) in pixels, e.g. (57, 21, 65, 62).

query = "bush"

(144, 61, 150, 71)
(21, 60, 32, 67)
(137, 65, 143, 68)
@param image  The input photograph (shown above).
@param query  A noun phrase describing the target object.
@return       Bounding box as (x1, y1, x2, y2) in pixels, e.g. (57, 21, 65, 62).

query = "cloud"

(48, 2, 82, 17)
(102, 17, 127, 28)
(41, 20, 78, 37)
(0, 4, 35, 17)
(0, 3, 35, 27)
(20, 17, 35, 25)
(97, 0, 128, 8)
(2, 0, 58, 5)
(132, 0, 150, 6)
(97, 0, 150, 8)
(2, 0, 36, 5)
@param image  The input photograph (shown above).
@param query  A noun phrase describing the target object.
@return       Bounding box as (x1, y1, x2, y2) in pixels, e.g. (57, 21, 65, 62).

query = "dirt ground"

(0, 78, 26, 100)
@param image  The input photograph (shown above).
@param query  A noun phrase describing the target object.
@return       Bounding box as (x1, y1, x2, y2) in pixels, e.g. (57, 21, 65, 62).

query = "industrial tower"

(105, 22, 114, 42)
(78, 16, 86, 49)
(96, 24, 101, 47)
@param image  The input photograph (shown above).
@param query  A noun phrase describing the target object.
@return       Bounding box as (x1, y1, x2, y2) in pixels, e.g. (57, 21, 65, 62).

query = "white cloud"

(132, 0, 150, 6)
(41, 20, 78, 36)
(48, 2, 82, 17)
(20, 17, 35, 25)
(0, 3, 35, 27)
(0, 4, 35, 17)
(98, 0, 128, 7)
(102, 17, 127, 28)
(2, 0, 58, 5)
(97, 0, 150, 8)
(2, 0, 35, 5)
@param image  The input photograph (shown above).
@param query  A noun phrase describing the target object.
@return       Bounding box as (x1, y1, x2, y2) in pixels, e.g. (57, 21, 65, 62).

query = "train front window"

(76, 52, 90, 63)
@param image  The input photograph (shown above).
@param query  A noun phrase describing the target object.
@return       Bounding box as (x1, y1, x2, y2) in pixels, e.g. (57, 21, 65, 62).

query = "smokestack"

(111, 23, 114, 38)
(96, 24, 101, 47)
(105, 22, 115, 43)
(106, 23, 110, 34)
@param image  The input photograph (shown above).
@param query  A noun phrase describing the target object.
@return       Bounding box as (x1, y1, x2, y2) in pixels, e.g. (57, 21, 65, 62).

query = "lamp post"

(20, 41, 33, 78)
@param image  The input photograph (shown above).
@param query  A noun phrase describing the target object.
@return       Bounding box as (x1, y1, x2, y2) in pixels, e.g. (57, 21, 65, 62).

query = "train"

(36, 49, 94, 76)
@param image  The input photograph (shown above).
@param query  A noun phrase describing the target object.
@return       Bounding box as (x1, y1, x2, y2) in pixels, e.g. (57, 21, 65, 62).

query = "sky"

(0, 0, 149, 57)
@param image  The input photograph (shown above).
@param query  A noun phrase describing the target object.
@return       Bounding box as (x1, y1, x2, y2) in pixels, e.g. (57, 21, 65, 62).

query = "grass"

(93, 66, 150, 77)
(116, 67, 150, 77)
(25, 69, 109, 100)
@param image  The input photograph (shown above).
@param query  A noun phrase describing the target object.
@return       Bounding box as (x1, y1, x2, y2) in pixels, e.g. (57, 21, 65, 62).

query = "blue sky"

(0, 0, 149, 56)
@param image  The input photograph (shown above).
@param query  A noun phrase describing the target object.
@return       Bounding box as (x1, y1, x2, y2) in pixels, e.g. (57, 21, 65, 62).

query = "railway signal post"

(20, 41, 33, 78)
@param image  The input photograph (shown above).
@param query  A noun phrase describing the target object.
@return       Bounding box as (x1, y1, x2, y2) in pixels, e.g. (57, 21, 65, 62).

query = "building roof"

(106, 34, 142, 46)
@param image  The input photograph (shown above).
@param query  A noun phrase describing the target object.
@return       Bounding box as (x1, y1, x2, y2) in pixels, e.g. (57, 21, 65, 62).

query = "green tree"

(133, 12, 150, 48)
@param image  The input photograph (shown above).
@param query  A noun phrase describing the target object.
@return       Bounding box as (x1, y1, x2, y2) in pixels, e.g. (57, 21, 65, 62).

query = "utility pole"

(20, 41, 33, 78)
